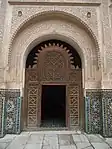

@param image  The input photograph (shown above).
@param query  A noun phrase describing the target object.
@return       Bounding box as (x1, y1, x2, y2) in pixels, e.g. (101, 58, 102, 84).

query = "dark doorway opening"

(41, 85, 66, 127)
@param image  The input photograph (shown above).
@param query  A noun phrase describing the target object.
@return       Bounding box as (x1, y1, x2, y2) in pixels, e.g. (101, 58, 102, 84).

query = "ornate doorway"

(23, 40, 83, 130)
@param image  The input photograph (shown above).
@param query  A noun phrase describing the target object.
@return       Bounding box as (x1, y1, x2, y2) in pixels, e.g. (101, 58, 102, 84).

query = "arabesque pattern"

(5, 90, 21, 134)
(0, 90, 5, 138)
(85, 89, 112, 137)
(102, 90, 112, 137)
(25, 43, 82, 129)
(27, 83, 38, 127)
(85, 90, 102, 134)
(68, 85, 79, 127)
(42, 51, 65, 81)
(0, 89, 21, 137)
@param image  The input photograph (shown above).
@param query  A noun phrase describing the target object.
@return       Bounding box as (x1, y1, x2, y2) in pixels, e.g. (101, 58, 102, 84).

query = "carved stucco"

(11, 6, 98, 37)
(2, 1, 112, 89)
(100, 0, 112, 88)
(9, 6, 101, 68)
(6, 17, 101, 89)
(0, 0, 7, 85)
(0, 0, 7, 46)
(0, 0, 6, 48)
(107, 6, 112, 72)
(0, 0, 4, 42)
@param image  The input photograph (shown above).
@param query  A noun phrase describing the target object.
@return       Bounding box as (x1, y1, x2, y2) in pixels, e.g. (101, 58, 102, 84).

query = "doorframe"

(38, 82, 69, 128)
(23, 71, 83, 130)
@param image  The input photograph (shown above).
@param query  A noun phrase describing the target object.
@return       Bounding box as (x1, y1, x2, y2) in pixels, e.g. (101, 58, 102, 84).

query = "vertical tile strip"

(0, 97, 5, 137)
(1, 98, 5, 137)
(16, 97, 21, 134)
(0, 90, 6, 138)
(0, 97, 3, 137)
(85, 97, 88, 133)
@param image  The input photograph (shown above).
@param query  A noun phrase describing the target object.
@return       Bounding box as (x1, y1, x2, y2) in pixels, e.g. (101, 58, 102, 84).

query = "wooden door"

(24, 42, 83, 130)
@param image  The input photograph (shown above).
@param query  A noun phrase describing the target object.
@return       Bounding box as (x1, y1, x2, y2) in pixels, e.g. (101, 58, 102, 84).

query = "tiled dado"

(85, 89, 112, 137)
(0, 90, 6, 138)
(0, 89, 21, 138)
(0, 88, 112, 137)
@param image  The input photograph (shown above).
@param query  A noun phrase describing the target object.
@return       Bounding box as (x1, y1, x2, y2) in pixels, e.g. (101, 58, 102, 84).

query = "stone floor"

(0, 131, 112, 149)
(40, 119, 65, 127)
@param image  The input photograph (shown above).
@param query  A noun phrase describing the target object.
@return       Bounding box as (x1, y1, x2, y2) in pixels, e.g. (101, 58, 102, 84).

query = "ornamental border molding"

(8, 0, 101, 5)
(8, 10, 101, 68)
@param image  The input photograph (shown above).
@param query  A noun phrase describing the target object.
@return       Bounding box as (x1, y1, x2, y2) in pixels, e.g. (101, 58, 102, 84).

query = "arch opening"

(26, 39, 82, 69)
(24, 39, 84, 130)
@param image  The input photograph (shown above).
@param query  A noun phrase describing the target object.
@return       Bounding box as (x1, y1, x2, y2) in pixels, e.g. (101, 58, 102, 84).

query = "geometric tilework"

(0, 90, 6, 138)
(85, 90, 102, 134)
(101, 90, 112, 137)
(5, 89, 21, 134)
(0, 88, 112, 138)
(0, 89, 21, 137)
(85, 89, 112, 137)
(15, 97, 22, 134)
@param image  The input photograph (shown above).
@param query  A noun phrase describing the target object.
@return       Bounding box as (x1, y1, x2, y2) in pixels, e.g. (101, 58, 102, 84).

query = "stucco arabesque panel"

(9, 5, 101, 69)
(105, 7, 112, 76)
(0, 0, 8, 84)
(11, 6, 99, 40)
(8, 20, 99, 88)
(101, 1, 112, 86)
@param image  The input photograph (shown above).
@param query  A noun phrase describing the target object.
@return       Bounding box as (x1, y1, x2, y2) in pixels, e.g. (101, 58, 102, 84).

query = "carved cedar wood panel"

(68, 85, 80, 126)
(27, 82, 39, 127)
(41, 51, 65, 81)
(25, 43, 82, 129)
